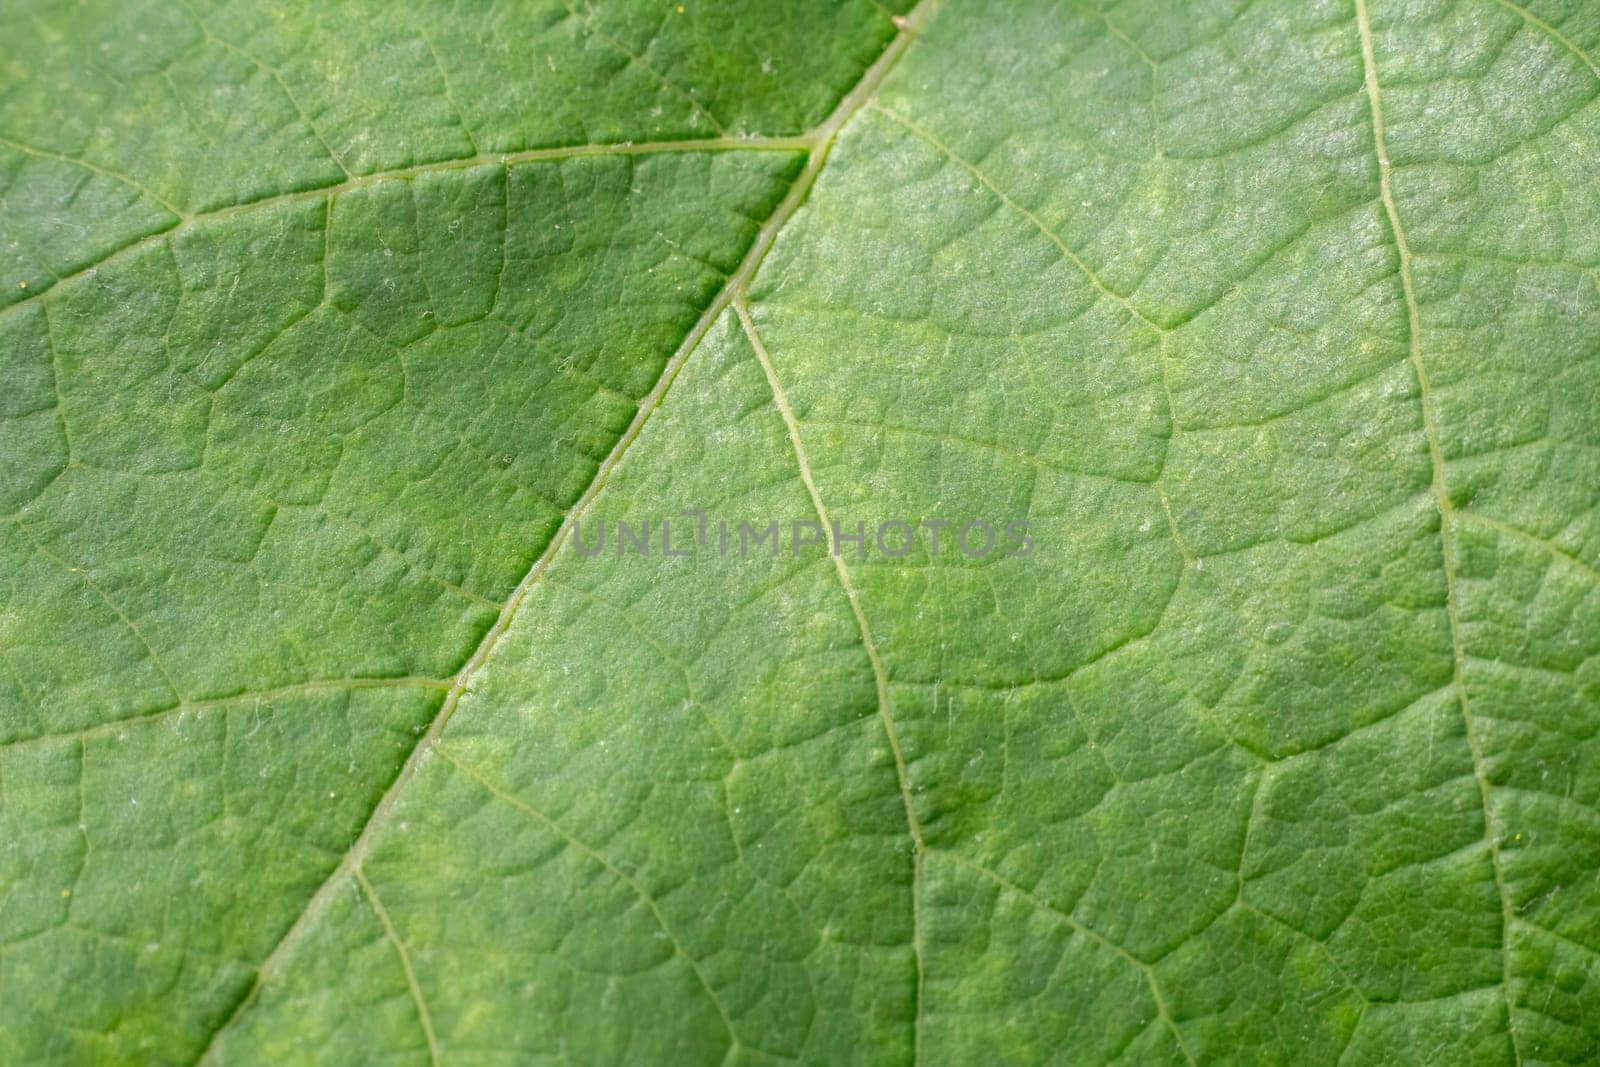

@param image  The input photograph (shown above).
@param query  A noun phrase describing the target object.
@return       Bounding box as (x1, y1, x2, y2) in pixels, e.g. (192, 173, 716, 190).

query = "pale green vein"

(736, 296, 928, 1064)
(420, 30, 480, 155)
(1355, 1, 1522, 1060)
(0, 135, 811, 317)
(11, 517, 182, 704)
(795, 417, 1160, 487)
(264, 499, 499, 610)
(540, 574, 736, 760)
(867, 103, 1166, 335)
(1457, 510, 1600, 587)
(865, 102, 1195, 568)
(354, 867, 441, 1066)
(436, 746, 739, 1056)
(559, 0, 730, 136)
(1513, 915, 1600, 959)
(1070, 0, 1157, 70)
(177, 0, 354, 181)
(190, 6, 939, 1059)
(946, 852, 1197, 1067)
(0, 134, 187, 221)
(0, 677, 453, 752)
(1488, 0, 1600, 79)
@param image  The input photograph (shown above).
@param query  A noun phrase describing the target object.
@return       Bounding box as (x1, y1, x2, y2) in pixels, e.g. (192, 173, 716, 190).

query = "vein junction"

(1, 135, 810, 317)
(191, 3, 942, 1060)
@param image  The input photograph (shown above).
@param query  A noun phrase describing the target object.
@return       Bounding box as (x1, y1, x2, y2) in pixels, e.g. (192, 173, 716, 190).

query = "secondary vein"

(1355, 2, 1522, 1060)
(187, 4, 939, 1059)
(736, 297, 929, 1064)
(0, 135, 811, 318)
(354, 867, 441, 1066)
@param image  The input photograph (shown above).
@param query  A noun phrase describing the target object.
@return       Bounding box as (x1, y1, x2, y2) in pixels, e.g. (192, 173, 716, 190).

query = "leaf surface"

(2, 0, 1599, 1063)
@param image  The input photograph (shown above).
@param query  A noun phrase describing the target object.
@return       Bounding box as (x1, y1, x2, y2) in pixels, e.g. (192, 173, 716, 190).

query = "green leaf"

(3, 0, 1598, 1062)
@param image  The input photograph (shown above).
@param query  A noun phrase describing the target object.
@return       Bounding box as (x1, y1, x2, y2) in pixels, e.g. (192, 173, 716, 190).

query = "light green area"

(1, 0, 1598, 1063)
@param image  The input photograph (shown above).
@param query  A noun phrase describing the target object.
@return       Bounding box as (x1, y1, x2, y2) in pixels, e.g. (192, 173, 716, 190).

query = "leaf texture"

(2, 0, 1599, 1063)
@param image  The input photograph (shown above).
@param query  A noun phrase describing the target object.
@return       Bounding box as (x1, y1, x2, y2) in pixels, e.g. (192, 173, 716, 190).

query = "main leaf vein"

(186, 6, 939, 1059)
